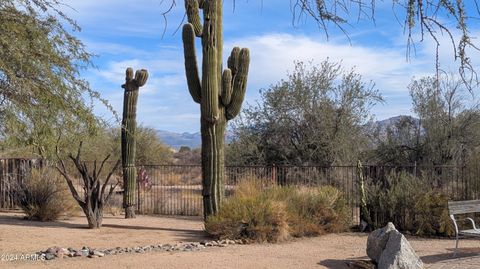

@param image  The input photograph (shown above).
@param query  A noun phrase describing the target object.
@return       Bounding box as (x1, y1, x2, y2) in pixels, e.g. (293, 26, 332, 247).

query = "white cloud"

(88, 30, 480, 132)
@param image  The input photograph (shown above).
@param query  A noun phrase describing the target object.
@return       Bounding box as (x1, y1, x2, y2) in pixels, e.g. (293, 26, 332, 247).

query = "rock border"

(31, 239, 246, 261)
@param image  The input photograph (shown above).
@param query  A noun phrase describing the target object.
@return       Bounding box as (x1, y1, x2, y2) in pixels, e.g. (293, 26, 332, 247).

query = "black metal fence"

(2, 159, 480, 226)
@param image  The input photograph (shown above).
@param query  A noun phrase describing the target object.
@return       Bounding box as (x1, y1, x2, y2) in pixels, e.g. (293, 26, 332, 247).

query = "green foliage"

(80, 126, 173, 165)
(227, 60, 382, 166)
(414, 191, 455, 237)
(0, 1, 111, 159)
(205, 180, 350, 242)
(369, 74, 480, 166)
(15, 167, 77, 221)
(291, 1, 479, 87)
(365, 170, 454, 236)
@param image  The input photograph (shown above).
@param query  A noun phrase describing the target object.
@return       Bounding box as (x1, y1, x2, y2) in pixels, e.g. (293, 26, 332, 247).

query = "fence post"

(272, 164, 277, 185)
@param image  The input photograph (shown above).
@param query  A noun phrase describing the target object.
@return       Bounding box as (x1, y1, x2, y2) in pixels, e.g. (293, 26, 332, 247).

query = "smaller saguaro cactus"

(121, 67, 148, 219)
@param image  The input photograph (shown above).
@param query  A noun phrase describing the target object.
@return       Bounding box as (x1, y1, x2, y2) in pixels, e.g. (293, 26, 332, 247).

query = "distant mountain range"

(158, 115, 420, 149)
(156, 130, 202, 149)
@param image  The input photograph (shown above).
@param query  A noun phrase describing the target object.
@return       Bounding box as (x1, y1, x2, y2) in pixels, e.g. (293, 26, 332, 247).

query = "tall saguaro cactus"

(121, 67, 148, 219)
(182, 0, 250, 218)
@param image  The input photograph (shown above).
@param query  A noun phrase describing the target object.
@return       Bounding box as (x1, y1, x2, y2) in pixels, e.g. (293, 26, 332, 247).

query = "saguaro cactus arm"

(185, 0, 203, 37)
(226, 48, 250, 120)
(122, 68, 149, 91)
(221, 69, 232, 106)
(182, 24, 202, 103)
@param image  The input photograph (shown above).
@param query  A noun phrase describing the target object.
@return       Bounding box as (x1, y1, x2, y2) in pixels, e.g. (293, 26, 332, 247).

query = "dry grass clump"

(205, 180, 350, 242)
(15, 167, 78, 221)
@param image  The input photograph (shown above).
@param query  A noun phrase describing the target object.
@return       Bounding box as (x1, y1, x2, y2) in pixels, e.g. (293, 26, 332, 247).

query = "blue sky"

(62, 0, 480, 133)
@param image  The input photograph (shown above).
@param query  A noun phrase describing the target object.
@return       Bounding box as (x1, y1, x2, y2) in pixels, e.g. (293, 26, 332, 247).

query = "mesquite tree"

(121, 67, 149, 219)
(182, 0, 250, 218)
(56, 143, 120, 228)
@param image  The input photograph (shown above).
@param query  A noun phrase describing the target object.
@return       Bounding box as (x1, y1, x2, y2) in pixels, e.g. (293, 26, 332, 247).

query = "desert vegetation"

(1, 1, 480, 268)
(205, 180, 350, 242)
(14, 167, 78, 221)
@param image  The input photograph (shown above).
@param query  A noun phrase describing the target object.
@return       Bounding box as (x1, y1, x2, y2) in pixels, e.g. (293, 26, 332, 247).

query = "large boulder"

(367, 222, 396, 261)
(378, 230, 423, 269)
(366, 222, 423, 269)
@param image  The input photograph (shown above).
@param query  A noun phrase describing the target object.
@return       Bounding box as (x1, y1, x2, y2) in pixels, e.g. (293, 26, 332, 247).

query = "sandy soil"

(0, 211, 479, 269)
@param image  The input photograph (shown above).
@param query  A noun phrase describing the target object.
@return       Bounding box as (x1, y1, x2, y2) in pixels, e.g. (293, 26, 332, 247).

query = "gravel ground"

(0, 211, 478, 269)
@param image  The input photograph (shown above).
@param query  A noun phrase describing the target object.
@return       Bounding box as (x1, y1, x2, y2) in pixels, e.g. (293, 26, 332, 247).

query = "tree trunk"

(201, 116, 226, 219)
(84, 206, 103, 229)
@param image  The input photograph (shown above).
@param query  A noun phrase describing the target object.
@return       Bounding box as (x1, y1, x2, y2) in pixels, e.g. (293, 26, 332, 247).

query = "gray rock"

(56, 248, 70, 258)
(367, 222, 397, 262)
(92, 250, 105, 257)
(377, 230, 423, 269)
(45, 247, 57, 254)
(45, 253, 56, 260)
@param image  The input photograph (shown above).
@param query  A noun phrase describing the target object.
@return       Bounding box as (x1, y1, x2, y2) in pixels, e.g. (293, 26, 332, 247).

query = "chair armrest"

(453, 217, 479, 230)
(464, 218, 479, 230)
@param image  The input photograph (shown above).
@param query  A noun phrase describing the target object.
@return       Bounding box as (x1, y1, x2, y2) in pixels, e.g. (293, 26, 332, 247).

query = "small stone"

(226, 239, 236, 245)
(234, 239, 243, 244)
(46, 247, 57, 254)
(74, 251, 83, 257)
(92, 250, 105, 257)
(45, 253, 56, 260)
(56, 248, 69, 258)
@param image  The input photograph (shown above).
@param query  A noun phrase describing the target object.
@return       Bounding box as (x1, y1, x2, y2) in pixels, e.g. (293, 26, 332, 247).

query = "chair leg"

(454, 235, 459, 257)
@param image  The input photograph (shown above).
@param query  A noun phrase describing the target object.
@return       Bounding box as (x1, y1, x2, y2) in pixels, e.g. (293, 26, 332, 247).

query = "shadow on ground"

(318, 257, 373, 269)
(0, 213, 209, 242)
(420, 248, 480, 264)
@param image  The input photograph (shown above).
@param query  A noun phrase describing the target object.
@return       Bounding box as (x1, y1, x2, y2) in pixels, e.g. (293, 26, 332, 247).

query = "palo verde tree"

(182, 0, 250, 218)
(290, 0, 480, 87)
(121, 68, 149, 219)
(0, 1, 110, 158)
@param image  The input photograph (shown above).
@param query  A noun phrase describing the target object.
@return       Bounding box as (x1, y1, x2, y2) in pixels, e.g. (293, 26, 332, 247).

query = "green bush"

(364, 171, 454, 236)
(414, 191, 454, 236)
(15, 168, 77, 221)
(205, 181, 350, 242)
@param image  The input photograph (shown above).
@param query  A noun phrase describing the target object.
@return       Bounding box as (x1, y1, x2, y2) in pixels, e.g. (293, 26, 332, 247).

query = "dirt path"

(0, 212, 478, 269)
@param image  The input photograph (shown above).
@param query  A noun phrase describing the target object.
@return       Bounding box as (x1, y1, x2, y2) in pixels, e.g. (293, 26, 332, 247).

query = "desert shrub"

(205, 180, 350, 242)
(414, 191, 454, 236)
(365, 170, 454, 236)
(15, 167, 77, 221)
(285, 186, 350, 237)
